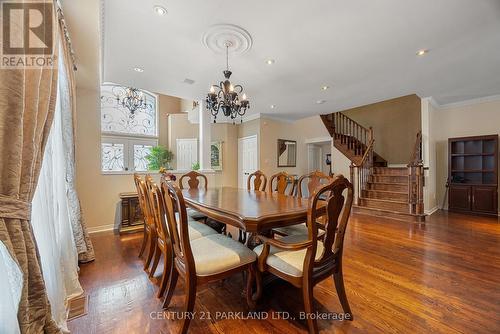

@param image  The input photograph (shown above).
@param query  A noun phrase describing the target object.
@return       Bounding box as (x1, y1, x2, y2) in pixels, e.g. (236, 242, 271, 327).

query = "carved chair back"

(306, 175, 353, 277)
(160, 180, 196, 277)
(296, 170, 331, 198)
(268, 171, 294, 195)
(134, 174, 154, 229)
(179, 171, 208, 190)
(145, 178, 170, 243)
(247, 170, 267, 191)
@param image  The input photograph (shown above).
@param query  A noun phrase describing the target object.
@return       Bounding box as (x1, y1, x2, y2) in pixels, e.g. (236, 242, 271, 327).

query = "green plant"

(145, 145, 174, 170)
(191, 162, 200, 170)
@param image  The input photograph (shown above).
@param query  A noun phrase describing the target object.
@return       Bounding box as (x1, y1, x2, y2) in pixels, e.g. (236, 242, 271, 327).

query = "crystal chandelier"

(116, 87, 148, 116)
(206, 42, 250, 123)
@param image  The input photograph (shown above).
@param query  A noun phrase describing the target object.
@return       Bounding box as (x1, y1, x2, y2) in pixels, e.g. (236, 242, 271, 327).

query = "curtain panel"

(57, 5, 95, 263)
(0, 1, 61, 333)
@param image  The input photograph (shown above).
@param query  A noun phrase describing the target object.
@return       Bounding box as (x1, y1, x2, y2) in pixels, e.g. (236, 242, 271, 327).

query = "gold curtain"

(0, 1, 61, 333)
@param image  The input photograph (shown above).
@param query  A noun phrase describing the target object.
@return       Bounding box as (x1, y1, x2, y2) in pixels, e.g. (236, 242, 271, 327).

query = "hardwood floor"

(68, 211, 500, 334)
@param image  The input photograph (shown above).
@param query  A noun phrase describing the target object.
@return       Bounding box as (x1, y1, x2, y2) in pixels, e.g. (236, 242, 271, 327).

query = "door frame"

(238, 134, 259, 188)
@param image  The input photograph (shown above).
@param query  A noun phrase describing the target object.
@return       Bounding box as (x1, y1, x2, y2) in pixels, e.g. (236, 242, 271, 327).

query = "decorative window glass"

(133, 144, 153, 172)
(101, 142, 125, 171)
(100, 83, 158, 173)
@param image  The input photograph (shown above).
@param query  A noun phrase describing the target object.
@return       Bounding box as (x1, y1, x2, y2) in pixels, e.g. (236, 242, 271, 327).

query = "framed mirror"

(277, 139, 297, 167)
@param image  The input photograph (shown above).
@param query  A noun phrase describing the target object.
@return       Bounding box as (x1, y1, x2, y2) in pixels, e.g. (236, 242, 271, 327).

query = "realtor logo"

(1, 1, 54, 68)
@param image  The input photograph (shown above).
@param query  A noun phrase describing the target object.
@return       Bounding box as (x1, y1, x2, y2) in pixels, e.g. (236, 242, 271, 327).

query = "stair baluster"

(407, 131, 424, 215)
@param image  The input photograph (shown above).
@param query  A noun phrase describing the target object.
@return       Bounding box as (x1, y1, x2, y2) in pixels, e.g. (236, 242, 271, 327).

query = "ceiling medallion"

(206, 41, 249, 123)
(202, 24, 253, 55)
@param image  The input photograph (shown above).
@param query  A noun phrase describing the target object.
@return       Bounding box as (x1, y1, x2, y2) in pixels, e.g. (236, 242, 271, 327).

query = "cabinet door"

(472, 186, 498, 214)
(449, 185, 471, 211)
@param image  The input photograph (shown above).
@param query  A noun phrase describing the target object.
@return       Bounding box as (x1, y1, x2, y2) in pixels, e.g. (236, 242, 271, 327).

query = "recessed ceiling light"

(316, 99, 326, 104)
(266, 59, 275, 65)
(133, 67, 144, 72)
(321, 85, 329, 91)
(416, 49, 428, 56)
(270, 104, 276, 109)
(154, 5, 167, 16)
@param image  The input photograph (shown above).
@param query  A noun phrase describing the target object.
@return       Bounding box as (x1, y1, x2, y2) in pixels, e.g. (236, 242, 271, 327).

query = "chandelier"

(115, 87, 148, 116)
(206, 42, 250, 123)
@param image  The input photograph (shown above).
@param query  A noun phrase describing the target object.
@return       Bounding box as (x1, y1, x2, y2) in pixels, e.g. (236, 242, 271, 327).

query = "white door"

(307, 144, 321, 172)
(176, 138, 198, 170)
(238, 135, 258, 188)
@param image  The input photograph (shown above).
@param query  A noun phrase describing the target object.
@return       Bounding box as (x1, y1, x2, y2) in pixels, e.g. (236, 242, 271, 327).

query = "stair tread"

(353, 205, 426, 218)
(364, 189, 408, 195)
(372, 173, 406, 176)
(368, 181, 407, 185)
(360, 197, 407, 205)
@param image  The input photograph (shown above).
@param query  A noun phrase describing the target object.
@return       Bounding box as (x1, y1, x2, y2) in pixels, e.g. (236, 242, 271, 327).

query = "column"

(199, 99, 212, 171)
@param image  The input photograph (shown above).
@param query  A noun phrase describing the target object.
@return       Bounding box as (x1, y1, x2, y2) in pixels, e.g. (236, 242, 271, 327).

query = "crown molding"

(425, 94, 500, 110)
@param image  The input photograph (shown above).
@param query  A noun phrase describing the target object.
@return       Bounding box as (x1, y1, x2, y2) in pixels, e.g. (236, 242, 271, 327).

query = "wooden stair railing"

(349, 139, 374, 205)
(407, 131, 424, 215)
(321, 112, 373, 156)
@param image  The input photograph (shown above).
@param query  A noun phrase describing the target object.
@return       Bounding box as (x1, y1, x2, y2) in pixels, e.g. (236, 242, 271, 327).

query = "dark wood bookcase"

(448, 135, 498, 215)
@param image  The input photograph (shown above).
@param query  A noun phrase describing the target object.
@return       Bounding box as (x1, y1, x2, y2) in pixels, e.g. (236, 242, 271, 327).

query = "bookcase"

(448, 135, 498, 215)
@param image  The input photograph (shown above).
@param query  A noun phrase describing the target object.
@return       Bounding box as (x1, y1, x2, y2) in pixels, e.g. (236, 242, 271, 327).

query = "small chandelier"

(116, 87, 148, 116)
(206, 42, 250, 123)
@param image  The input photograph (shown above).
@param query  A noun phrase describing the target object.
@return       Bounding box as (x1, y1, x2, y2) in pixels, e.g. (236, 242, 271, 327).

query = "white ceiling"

(102, 0, 500, 120)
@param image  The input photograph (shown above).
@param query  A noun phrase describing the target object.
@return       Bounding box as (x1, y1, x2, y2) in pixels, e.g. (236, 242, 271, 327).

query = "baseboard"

(425, 206, 439, 215)
(87, 224, 115, 234)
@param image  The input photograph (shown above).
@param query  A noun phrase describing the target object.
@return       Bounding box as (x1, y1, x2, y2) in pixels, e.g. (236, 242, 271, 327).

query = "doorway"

(238, 135, 258, 188)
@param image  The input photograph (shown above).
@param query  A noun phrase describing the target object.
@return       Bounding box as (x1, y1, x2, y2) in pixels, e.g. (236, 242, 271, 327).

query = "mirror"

(277, 139, 297, 167)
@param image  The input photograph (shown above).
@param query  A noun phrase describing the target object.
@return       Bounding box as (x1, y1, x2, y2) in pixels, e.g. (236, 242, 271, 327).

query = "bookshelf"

(448, 135, 498, 215)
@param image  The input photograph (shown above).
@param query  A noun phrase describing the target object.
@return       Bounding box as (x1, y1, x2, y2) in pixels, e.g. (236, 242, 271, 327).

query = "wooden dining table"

(182, 187, 311, 234)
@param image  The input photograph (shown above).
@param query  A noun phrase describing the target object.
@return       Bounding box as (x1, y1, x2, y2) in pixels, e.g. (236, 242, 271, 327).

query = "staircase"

(321, 112, 425, 223)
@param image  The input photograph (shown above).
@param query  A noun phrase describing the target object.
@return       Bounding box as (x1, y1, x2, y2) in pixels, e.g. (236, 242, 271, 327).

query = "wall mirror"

(277, 139, 297, 167)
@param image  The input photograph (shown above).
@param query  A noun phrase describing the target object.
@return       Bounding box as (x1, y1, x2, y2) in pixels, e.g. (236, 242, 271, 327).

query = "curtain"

(56, 5, 95, 263)
(30, 39, 84, 333)
(0, 1, 62, 333)
(0, 25, 63, 334)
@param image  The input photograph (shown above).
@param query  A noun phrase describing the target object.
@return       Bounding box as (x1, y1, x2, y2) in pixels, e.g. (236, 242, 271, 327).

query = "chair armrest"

(257, 234, 313, 251)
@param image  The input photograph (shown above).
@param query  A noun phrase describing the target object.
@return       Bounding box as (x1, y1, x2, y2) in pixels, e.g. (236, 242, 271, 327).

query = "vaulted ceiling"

(101, 0, 500, 120)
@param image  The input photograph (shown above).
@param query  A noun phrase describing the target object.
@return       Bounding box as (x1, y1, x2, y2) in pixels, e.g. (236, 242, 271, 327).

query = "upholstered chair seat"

(190, 234, 257, 276)
(254, 235, 324, 277)
(272, 223, 308, 237)
(186, 220, 218, 240)
(187, 207, 207, 220)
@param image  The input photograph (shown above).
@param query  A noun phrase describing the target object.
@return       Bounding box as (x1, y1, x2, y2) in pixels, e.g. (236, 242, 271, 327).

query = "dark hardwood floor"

(68, 211, 500, 333)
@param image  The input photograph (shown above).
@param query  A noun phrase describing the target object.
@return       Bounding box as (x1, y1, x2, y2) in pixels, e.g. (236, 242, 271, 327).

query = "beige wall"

(342, 94, 422, 164)
(431, 98, 500, 211)
(75, 87, 183, 230)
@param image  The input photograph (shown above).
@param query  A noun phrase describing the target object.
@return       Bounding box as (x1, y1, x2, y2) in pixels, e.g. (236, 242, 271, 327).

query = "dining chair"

(179, 171, 209, 220)
(160, 181, 260, 334)
(133, 174, 149, 258)
(146, 177, 218, 296)
(274, 170, 331, 237)
(247, 170, 267, 191)
(268, 171, 295, 195)
(179, 170, 226, 234)
(134, 174, 158, 272)
(254, 175, 354, 334)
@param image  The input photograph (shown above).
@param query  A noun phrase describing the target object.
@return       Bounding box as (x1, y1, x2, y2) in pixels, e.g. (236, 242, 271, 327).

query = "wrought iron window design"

(101, 143, 125, 171)
(100, 84, 157, 136)
(133, 144, 153, 172)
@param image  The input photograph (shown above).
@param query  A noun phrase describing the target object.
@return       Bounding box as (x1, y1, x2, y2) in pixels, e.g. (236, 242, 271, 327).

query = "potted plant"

(145, 145, 174, 171)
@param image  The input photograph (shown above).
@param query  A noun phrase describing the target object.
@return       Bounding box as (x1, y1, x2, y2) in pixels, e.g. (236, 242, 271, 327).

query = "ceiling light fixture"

(133, 67, 144, 73)
(316, 100, 326, 104)
(416, 49, 428, 56)
(266, 59, 275, 65)
(270, 104, 276, 109)
(153, 5, 167, 16)
(321, 85, 329, 90)
(206, 42, 250, 124)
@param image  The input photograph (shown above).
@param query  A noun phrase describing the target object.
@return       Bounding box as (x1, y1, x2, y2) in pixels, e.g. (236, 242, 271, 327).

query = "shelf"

(451, 170, 495, 173)
(450, 153, 495, 157)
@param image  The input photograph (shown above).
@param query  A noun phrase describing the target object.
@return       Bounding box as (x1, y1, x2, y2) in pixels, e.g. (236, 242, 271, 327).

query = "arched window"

(100, 83, 158, 172)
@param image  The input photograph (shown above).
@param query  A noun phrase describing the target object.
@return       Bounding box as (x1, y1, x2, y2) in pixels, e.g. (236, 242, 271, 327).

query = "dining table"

(181, 187, 311, 243)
